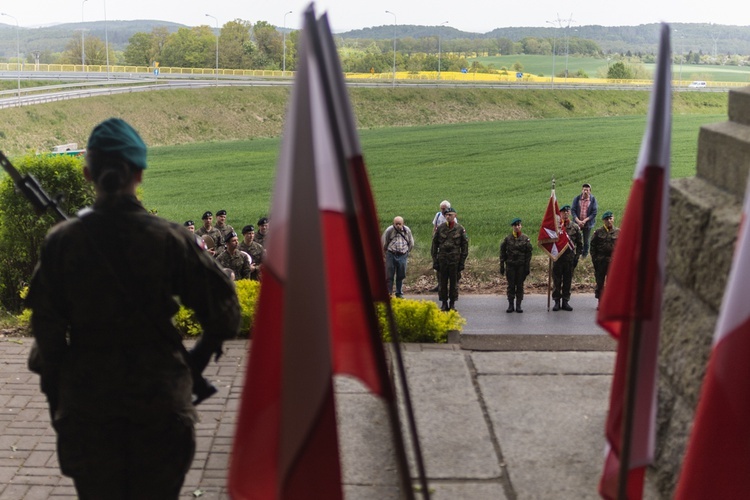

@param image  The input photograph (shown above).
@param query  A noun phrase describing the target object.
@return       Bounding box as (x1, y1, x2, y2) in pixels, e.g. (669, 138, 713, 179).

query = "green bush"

(0, 154, 94, 312)
(378, 298, 465, 343)
(174, 279, 260, 338)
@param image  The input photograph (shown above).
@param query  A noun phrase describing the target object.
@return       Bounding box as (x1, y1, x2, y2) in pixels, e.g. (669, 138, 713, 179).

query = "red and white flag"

(538, 187, 570, 261)
(674, 175, 750, 498)
(596, 23, 671, 500)
(228, 8, 391, 499)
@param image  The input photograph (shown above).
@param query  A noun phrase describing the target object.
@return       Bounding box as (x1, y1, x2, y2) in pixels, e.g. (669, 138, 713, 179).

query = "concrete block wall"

(653, 86, 750, 496)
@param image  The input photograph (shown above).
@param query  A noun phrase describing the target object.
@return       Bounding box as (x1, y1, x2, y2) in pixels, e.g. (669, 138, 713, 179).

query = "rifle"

(2, 151, 218, 405)
(0, 151, 68, 222)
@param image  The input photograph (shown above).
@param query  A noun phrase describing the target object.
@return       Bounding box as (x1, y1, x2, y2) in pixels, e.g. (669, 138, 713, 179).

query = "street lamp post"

(103, 0, 110, 79)
(81, 0, 88, 69)
(545, 20, 558, 88)
(563, 15, 575, 81)
(205, 14, 219, 86)
(438, 20, 448, 80)
(283, 10, 292, 76)
(1, 12, 21, 102)
(385, 10, 396, 86)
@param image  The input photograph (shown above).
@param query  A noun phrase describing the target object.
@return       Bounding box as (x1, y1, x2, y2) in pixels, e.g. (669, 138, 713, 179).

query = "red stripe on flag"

(228, 270, 284, 499)
(282, 385, 342, 499)
(322, 210, 386, 396)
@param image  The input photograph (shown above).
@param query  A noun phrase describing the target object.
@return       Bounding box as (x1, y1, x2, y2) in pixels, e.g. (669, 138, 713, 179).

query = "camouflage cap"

(87, 118, 147, 170)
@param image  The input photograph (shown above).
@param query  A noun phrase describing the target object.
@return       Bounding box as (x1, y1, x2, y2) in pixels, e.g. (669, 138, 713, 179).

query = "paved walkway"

(0, 295, 658, 499)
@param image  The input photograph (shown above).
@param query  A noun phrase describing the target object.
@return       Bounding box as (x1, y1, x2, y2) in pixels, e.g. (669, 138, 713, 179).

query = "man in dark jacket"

(571, 183, 598, 258)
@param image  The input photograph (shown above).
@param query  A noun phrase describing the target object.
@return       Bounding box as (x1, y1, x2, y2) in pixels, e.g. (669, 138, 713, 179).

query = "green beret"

(87, 118, 147, 170)
(560, 205, 571, 211)
(511, 217, 522, 225)
(445, 207, 456, 214)
(602, 211, 613, 220)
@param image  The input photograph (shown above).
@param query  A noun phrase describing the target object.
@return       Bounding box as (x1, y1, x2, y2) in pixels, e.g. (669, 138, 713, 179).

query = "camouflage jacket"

(431, 222, 469, 265)
(215, 223, 235, 243)
(500, 232, 533, 268)
(590, 225, 620, 263)
(216, 249, 252, 280)
(195, 225, 223, 249)
(559, 220, 583, 263)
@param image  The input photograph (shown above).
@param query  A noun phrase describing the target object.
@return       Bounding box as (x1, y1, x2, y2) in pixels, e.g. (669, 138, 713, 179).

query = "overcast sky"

(2, 0, 748, 34)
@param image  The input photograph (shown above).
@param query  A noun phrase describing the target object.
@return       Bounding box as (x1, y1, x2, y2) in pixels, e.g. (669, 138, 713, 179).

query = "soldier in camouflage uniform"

(255, 217, 269, 247)
(552, 205, 583, 311)
(214, 209, 235, 244)
(195, 211, 223, 255)
(216, 231, 252, 280)
(431, 207, 469, 311)
(500, 218, 533, 313)
(239, 224, 265, 280)
(590, 211, 620, 302)
(26, 118, 241, 499)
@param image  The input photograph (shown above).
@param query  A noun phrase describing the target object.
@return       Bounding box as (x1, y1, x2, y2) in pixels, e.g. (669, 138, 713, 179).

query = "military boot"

(441, 301, 449, 312)
(562, 299, 573, 311)
(515, 298, 524, 313)
(506, 299, 515, 313)
(552, 299, 561, 311)
(449, 300, 456, 311)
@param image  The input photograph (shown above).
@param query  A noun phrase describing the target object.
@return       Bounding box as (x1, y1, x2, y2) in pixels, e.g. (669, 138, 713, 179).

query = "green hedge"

(19, 278, 463, 343)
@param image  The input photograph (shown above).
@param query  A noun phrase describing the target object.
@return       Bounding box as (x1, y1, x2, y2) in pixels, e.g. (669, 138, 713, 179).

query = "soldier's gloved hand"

(500, 263, 505, 275)
(432, 261, 439, 271)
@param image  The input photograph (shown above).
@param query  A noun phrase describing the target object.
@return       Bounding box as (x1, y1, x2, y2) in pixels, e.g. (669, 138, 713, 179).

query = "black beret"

(184, 220, 194, 227)
(216, 209, 227, 217)
(257, 217, 269, 225)
(242, 225, 255, 234)
(202, 211, 213, 220)
(226, 231, 238, 241)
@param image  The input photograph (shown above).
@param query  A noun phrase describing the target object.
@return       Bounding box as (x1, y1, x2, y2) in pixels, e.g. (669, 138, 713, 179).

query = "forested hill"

(341, 23, 750, 55)
(1, 20, 749, 61)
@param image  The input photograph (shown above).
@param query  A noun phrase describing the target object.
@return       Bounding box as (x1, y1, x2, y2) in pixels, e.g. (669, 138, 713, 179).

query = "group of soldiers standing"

(183, 211, 268, 281)
(499, 183, 620, 312)
(383, 184, 621, 314)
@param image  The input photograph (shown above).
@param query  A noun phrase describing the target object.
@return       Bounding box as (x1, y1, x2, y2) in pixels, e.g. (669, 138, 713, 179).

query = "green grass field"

(472, 54, 750, 83)
(143, 113, 723, 264)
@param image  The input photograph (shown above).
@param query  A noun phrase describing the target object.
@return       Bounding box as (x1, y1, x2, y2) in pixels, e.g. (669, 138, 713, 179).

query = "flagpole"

(310, 12, 424, 498)
(615, 169, 660, 500)
(547, 177, 555, 312)
(547, 257, 552, 311)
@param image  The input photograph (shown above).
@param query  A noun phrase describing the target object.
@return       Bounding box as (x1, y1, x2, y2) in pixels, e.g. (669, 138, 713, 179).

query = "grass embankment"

(0, 86, 730, 294)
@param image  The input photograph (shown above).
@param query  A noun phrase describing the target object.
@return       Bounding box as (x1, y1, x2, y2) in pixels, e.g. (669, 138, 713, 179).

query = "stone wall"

(652, 86, 750, 496)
